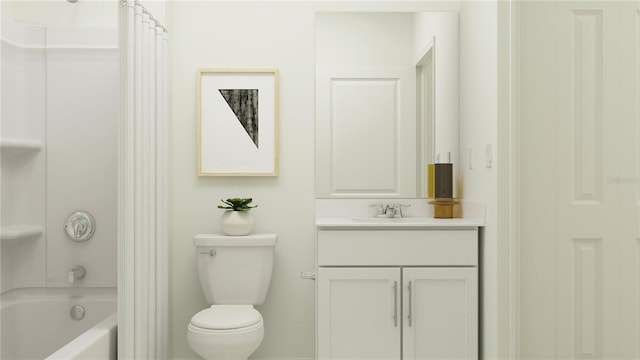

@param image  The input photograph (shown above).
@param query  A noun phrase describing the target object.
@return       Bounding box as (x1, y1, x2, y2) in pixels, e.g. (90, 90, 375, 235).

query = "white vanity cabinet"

(316, 228, 478, 360)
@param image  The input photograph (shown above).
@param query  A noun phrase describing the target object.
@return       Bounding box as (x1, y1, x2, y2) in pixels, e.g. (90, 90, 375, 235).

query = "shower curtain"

(118, 1, 169, 358)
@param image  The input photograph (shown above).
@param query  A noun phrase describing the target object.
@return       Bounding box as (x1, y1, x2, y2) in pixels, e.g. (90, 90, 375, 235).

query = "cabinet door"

(403, 267, 478, 360)
(318, 267, 401, 360)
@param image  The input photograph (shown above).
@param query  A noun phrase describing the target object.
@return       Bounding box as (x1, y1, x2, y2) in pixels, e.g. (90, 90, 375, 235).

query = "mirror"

(315, 11, 459, 198)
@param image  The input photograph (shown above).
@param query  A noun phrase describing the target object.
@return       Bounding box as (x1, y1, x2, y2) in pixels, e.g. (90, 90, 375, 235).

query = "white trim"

(509, 1, 521, 357)
(497, 0, 520, 358)
(156, 29, 170, 360)
(0, 8, 4, 345)
(172, 358, 315, 360)
(510, 1, 521, 356)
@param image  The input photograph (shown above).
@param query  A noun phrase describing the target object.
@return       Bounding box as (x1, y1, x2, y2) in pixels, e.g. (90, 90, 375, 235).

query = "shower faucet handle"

(64, 211, 96, 242)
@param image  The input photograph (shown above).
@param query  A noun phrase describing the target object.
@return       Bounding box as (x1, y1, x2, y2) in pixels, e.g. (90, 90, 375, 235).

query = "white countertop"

(316, 216, 483, 229)
(315, 199, 485, 229)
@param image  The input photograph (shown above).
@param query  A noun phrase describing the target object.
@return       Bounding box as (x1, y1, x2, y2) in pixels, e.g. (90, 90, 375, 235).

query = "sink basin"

(351, 217, 438, 224)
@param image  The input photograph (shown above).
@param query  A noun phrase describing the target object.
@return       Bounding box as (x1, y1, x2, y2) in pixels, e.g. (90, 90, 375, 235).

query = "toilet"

(187, 233, 277, 360)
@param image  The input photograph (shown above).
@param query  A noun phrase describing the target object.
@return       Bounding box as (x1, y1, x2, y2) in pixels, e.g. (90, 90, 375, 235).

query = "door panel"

(519, 1, 640, 358)
(316, 66, 416, 198)
(317, 267, 401, 360)
(403, 267, 478, 360)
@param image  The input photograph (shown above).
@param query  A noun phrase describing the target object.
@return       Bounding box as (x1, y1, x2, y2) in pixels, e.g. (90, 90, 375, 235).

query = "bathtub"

(1, 287, 117, 360)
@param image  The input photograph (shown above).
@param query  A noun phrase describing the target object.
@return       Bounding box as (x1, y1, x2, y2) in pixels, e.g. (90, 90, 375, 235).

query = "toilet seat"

(190, 305, 261, 330)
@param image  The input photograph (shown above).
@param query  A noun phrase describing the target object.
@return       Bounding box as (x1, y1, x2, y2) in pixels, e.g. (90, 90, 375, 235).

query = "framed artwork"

(197, 68, 279, 176)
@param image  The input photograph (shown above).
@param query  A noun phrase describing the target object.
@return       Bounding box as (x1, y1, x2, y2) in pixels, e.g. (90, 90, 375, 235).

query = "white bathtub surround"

(0, 18, 47, 292)
(118, 1, 169, 358)
(0, 287, 116, 360)
(45, 25, 118, 288)
(47, 312, 117, 360)
(1, 14, 118, 287)
(1, 11, 119, 360)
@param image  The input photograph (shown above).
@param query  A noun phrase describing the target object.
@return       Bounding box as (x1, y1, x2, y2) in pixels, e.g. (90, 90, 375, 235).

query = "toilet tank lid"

(193, 234, 277, 247)
(190, 305, 262, 330)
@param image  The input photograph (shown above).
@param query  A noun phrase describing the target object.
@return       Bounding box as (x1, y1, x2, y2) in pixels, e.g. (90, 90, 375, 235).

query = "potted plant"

(218, 198, 257, 236)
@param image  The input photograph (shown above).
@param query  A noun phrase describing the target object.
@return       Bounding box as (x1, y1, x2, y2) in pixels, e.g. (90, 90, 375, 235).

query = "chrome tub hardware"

(70, 304, 86, 321)
(64, 211, 96, 242)
(68, 266, 86, 283)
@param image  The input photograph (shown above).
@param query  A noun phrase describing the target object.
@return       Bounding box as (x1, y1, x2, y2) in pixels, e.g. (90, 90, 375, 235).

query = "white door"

(519, 1, 640, 358)
(317, 267, 401, 360)
(402, 267, 478, 360)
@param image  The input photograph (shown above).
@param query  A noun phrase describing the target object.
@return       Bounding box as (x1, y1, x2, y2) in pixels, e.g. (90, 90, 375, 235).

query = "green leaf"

(218, 197, 258, 211)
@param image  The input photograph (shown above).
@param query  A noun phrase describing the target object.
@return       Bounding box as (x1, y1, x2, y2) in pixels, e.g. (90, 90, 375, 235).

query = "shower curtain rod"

(119, 0, 168, 33)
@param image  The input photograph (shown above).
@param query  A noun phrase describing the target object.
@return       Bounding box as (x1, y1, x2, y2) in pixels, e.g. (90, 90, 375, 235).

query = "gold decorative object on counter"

(429, 198, 459, 219)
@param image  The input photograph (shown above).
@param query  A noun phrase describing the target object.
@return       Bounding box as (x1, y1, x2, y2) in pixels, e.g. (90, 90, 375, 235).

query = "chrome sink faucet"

(384, 204, 397, 218)
(388, 203, 410, 218)
(370, 203, 411, 218)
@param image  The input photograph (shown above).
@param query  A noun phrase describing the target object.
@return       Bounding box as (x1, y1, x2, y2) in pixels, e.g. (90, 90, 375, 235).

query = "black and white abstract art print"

(198, 69, 278, 176)
(218, 89, 259, 148)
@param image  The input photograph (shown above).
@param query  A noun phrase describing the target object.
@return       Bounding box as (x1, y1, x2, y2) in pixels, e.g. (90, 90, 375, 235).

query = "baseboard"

(173, 358, 314, 360)
(254, 358, 314, 360)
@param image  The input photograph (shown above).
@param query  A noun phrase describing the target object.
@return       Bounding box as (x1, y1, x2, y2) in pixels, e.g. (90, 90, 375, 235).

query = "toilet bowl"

(187, 234, 277, 360)
(187, 305, 264, 360)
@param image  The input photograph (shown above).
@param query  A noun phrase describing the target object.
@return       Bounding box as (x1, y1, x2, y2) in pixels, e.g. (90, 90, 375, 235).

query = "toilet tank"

(193, 234, 277, 305)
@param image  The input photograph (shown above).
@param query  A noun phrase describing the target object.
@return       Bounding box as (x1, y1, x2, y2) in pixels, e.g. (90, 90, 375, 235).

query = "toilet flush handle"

(199, 249, 216, 257)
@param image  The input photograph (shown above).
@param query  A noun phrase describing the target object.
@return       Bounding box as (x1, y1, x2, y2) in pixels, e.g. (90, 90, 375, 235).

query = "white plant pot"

(221, 210, 254, 236)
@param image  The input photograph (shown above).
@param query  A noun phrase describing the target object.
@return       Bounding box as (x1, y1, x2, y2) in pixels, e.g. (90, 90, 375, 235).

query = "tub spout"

(68, 266, 86, 283)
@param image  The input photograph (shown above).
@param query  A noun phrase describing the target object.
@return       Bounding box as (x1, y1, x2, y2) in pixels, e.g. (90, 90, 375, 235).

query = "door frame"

(497, 0, 520, 358)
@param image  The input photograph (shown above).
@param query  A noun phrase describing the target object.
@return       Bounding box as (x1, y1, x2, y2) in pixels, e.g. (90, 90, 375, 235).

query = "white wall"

(315, 12, 413, 67)
(169, 2, 460, 359)
(458, 1, 499, 359)
(169, 3, 317, 358)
